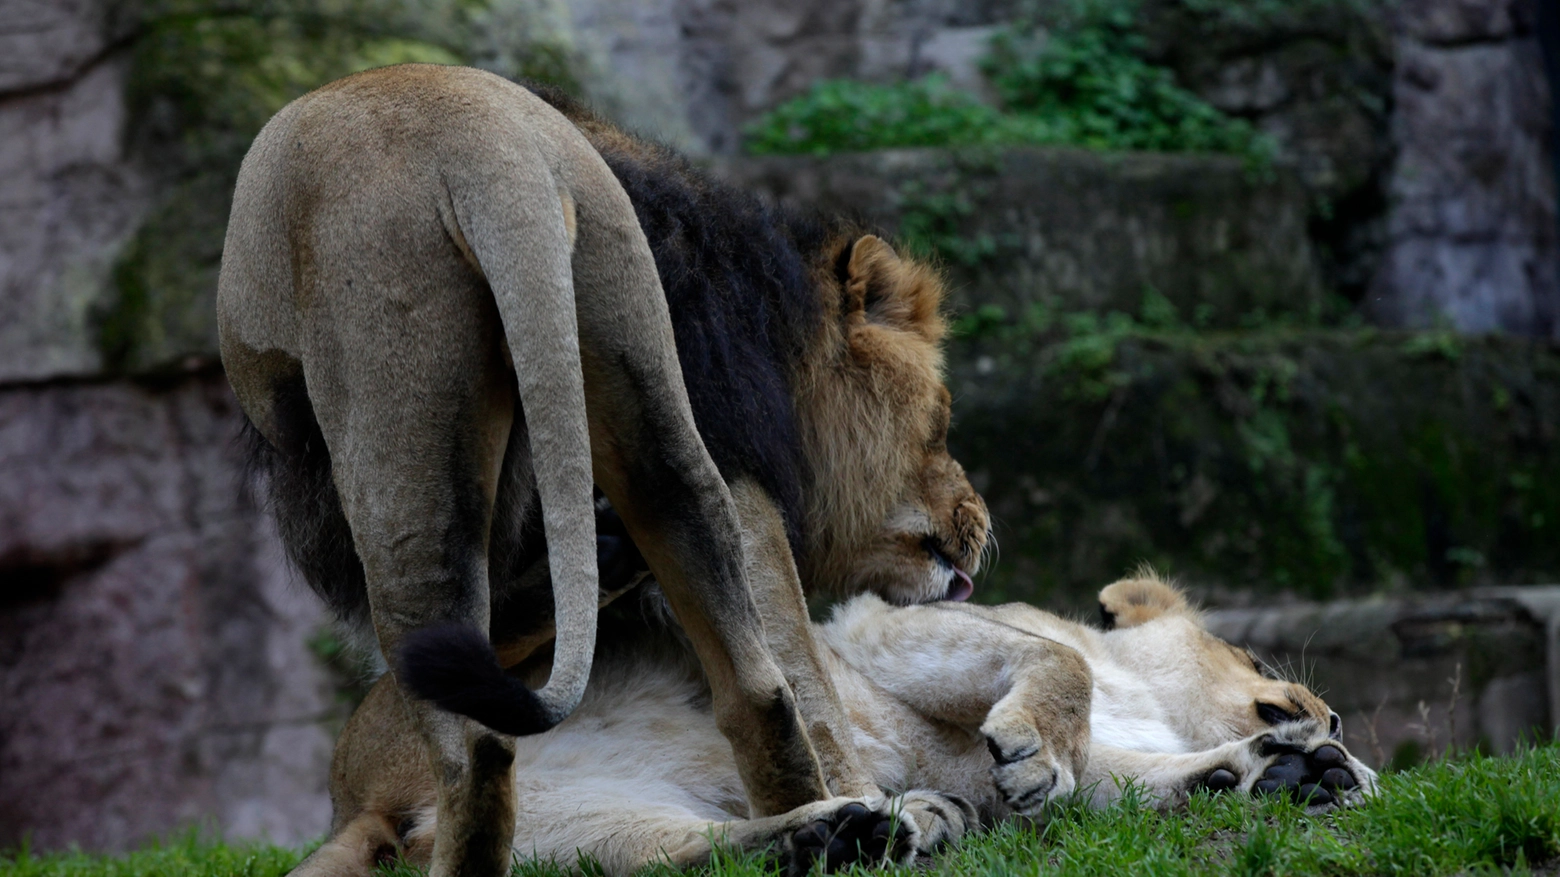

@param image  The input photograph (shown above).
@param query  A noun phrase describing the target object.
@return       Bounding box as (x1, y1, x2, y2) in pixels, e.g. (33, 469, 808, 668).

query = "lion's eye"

(1256, 702, 1296, 725)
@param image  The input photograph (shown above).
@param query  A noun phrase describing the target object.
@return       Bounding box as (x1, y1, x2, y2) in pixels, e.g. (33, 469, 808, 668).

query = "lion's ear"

(842, 235, 944, 341)
(1098, 572, 1192, 629)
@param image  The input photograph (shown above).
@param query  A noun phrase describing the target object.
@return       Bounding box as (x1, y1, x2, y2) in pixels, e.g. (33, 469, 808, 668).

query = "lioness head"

(1098, 574, 1341, 751)
(796, 234, 989, 605)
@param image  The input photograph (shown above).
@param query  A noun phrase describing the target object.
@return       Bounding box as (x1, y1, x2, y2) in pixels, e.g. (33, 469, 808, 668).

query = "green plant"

(896, 179, 1001, 267)
(983, 8, 1269, 158)
(743, 74, 1007, 155)
(743, 0, 1274, 163)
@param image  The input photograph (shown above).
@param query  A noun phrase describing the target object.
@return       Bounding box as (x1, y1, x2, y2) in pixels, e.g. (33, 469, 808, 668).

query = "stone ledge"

(719, 147, 1327, 329)
(1206, 585, 1560, 768)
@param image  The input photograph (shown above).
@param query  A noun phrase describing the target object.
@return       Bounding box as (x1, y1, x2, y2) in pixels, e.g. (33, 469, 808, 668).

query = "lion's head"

(1097, 574, 1341, 750)
(795, 234, 989, 605)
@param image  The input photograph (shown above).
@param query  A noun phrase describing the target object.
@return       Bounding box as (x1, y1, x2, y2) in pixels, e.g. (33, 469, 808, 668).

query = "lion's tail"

(398, 142, 598, 737)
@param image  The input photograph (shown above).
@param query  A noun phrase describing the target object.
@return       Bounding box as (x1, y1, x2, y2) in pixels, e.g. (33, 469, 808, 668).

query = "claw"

(1296, 783, 1333, 807)
(1313, 745, 1346, 768)
(1203, 768, 1239, 792)
(1320, 767, 1356, 790)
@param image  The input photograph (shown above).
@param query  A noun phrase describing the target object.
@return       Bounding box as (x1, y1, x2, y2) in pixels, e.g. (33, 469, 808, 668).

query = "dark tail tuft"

(395, 624, 560, 737)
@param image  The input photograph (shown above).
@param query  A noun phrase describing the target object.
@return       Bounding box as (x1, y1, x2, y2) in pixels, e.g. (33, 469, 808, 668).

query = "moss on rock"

(949, 326, 1560, 605)
(93, 0, 579, 374)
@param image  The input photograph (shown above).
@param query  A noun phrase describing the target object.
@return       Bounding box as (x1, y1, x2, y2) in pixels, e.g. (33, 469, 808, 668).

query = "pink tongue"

(947, 568, 974, 602)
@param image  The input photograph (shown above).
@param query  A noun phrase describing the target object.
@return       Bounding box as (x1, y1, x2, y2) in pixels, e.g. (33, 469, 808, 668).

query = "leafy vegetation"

(742, 75, 1010, 155)
(7, 744, 1557, 876)
(946, 311, 1560, 602)
(744, 0, 1270, 161)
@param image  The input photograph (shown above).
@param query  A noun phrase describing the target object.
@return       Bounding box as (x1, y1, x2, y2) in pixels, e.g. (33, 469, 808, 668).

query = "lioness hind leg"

(704, 793, 964, 876)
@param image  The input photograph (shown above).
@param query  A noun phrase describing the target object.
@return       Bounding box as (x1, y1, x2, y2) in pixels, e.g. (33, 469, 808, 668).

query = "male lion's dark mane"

(535, 84, 846, 557)
(244, 83, 859, 643)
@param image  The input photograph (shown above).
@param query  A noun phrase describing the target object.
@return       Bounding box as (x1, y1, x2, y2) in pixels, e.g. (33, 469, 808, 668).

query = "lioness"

(220, 65, 987, 876)
(294, 574, 1376, 876)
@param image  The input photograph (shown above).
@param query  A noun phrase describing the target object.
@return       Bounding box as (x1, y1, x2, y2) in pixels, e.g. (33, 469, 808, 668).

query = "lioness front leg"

(1083, 720, 1378, 812)
(828, 601, 1093, 816)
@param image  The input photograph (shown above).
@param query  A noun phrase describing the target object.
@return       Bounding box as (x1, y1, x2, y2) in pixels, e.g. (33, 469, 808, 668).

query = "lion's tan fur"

(298, 574, 1376, 876)
(222, 64, 990, 877)
(791, 235, 985, 603)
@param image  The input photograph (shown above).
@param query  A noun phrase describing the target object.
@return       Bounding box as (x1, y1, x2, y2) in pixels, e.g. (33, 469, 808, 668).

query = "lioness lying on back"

(297, 575, 1376, 876)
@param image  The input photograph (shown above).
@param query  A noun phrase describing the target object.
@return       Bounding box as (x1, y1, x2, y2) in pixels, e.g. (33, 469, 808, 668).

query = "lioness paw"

(1202, 721, 1377, 812)
(983, 723, 1078, 816)
(892, 790, 975, 857)
(782, 796, 918, 875)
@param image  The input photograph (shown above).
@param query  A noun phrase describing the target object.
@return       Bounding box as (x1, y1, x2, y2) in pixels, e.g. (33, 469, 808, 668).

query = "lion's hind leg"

(293, 192, 526, 877)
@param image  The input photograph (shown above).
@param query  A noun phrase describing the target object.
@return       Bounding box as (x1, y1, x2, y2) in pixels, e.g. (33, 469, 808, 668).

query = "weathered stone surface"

(1141, 0, 1396, 203)
(947, 329, 1560, 606)
(1398, 0, 1521, 45)
(563, 0, 1022, 155)
(721, 147, 1325, 328)
(0, 0, 133, 93)
(0, 48, 151, 383)
(1371, 35, 1558, 336)
(1206, 586, 1559, 768)
(0, 372, 339, 852)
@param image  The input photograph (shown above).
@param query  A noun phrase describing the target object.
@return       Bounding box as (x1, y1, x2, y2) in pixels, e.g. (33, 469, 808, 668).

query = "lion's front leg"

(982, 707, 1084, 817)
(730, 480, 882, 800)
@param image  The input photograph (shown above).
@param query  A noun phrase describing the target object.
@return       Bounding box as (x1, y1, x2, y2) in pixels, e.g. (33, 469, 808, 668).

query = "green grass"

(6, 745, 1557, 876)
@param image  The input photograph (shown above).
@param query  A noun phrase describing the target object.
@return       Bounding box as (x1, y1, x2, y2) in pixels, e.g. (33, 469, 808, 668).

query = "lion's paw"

(984, 723, 1078, 816)
(891, 790, 975, 857)
(1199, 721, 1377, 812)
(782, 797, 916, 875)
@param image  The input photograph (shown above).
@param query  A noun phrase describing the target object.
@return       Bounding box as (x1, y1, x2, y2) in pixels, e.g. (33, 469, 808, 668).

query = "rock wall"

(722, 148, 1326, 327)
(1370, 0, 1558, 336)
(559, 0, 1020, 154)
(0, 1, 151, 382)
(0, 372, 339, 852)
(946, 328, 1560, 606)
(566, 0, 1557, 336)
(0, 0, 339, 851)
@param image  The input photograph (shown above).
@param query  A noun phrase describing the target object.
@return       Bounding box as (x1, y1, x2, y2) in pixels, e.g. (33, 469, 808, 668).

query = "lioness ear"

(1098, 573, 1192, 629)
(842, 234, 945, 341)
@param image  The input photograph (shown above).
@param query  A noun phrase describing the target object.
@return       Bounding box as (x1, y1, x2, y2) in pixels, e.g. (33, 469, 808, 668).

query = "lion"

(291, 572, 1377, 876)
(218, 64, 987, 877)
